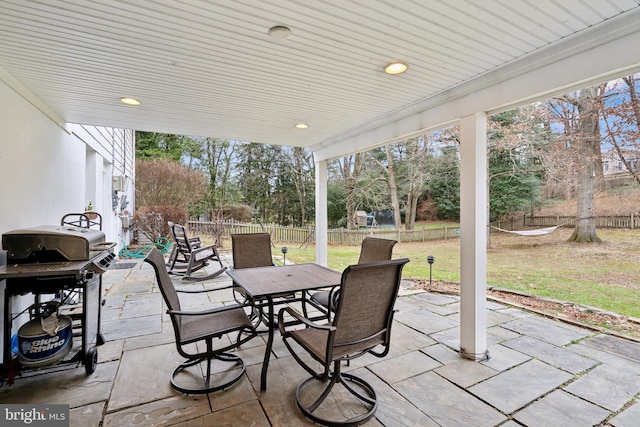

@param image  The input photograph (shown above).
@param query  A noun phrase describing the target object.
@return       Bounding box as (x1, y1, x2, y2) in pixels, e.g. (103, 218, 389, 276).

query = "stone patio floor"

(1, 257, 639, 426)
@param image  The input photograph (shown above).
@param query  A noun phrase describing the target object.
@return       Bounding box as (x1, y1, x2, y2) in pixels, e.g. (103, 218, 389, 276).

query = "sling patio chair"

(230, 232, 320, 329)
(310, 237, 397, 319)
(279, 257, 410, 426)
(144, 248, 256, 394)
(167, 223, 227, 281)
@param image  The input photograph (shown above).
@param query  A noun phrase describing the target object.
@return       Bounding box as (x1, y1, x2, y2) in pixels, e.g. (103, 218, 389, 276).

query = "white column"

(459, 112, 488, 360)
(315, 159, 328, 266)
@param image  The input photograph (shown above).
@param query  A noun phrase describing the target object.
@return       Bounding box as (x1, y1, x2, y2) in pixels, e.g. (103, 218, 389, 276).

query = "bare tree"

(369, 146, 402, 228)
(135, 158, 206, 208)
(201, 138, 235, 217)
(560, 86, 605, 243)
(335, 154, 366, 230)
(279, 146, 314, 226)
(600, 76, 640, 184)
(399, 136, 431, 230)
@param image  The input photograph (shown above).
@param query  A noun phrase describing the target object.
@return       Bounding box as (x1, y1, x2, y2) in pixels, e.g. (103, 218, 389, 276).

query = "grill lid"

(2, 225, 107, 263)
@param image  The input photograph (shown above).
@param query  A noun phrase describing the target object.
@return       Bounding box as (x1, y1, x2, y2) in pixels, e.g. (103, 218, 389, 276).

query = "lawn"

(268, 228, 640, 319)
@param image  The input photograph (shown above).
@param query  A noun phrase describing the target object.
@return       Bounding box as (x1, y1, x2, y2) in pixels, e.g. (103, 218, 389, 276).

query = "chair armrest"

(188, 237, 201, 245)
(190, 243, 219, 261)
(167, 303, 243, 316)
(277, 306, 336, 336)
(328, 286, 341, 311)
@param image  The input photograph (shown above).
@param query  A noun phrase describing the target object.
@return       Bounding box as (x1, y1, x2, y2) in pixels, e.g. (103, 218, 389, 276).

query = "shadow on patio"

(1, 257, 639, 426)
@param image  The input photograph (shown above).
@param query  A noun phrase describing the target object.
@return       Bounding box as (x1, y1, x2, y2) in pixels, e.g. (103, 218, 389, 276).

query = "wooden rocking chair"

(167, 223, 227, 281)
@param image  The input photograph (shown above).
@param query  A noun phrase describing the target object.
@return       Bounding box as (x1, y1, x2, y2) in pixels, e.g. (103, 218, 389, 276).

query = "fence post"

(632, 213, 635, 229)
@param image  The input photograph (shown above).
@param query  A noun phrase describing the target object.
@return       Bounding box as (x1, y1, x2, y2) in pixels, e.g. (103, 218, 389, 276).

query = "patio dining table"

(226, 263, 341, 391)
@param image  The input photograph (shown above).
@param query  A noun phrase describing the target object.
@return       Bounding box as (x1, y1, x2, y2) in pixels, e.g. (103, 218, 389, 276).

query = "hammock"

(491, 225, 563, 236)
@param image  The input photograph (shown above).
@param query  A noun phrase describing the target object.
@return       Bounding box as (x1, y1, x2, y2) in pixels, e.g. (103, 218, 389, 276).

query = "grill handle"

(92, 242, 116, 251)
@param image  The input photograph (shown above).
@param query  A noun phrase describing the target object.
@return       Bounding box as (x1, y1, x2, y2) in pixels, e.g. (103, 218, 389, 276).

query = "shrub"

(135, 159, 207, 209)
(133, 206, 188, 243)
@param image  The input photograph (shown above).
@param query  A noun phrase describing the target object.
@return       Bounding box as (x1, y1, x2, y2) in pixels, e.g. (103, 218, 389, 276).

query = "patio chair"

(279, 257, 410, 426)
(310, 237, 397, 318)
(144, 248, 256, 394)
(231, 232, 276, 270)
(231, 233, 282, 325)
(231, 233, 316, 327)
(167, 223, 227, 281)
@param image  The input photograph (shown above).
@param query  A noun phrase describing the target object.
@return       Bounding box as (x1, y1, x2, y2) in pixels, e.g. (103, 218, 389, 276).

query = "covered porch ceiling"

(3, 0, 640, 161)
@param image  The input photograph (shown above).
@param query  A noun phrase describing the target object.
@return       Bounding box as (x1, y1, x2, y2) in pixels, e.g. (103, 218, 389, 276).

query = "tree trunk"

(568, 87, 602, 243)
(385, 146, 402, 229)
(288, 147, 311, 226)
(403, 137, 429, 231)
(405, 186, 419, 230)
(341, 154, 364, 230)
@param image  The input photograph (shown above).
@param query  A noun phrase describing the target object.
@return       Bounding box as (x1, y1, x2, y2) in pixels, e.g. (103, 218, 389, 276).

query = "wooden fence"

(493, 214, 639, 230)
(186, 220, 461, 246)
(151, 214, 637, 246)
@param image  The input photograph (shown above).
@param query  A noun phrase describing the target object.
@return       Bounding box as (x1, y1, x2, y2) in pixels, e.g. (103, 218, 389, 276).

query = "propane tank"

(17, 302, 72, 368)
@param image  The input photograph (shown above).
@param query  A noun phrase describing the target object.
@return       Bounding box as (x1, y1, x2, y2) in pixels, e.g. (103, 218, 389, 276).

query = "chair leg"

(170, 352, 246, 395)
(295, 363, 378, 426)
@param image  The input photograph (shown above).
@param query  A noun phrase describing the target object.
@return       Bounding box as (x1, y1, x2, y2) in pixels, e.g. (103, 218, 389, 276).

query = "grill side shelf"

(0, 261, 91, 280)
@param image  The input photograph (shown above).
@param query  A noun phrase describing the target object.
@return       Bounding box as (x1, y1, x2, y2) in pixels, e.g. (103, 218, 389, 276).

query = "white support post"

(315, 159, 328, 266)
(458, 112, 488, 361)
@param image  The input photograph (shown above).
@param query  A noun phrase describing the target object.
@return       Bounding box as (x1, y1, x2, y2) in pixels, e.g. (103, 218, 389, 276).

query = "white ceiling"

(2, 0, 640, 160)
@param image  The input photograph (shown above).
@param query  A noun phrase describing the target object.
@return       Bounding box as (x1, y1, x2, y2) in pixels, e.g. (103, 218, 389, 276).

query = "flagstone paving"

(1, 258, 639, 426)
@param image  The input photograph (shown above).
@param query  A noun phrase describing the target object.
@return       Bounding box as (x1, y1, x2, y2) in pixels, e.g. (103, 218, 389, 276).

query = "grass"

(265, 228, 640, 319)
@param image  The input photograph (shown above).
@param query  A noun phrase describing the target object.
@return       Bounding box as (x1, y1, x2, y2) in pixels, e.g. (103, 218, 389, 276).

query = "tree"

(332, 154, 366, 229)
(487, 108, 546, 221)
(426, 144, 460, 220)
(135, 131, 188, 161)
(567, 86, 604, 243)
(370, 146, 401, 228)
(550, 86, 605, 243)
(135, 158, 207, 208)
(134, 158, 207, 241)
(327, 180, 348, 228)
(489, 149, 540, 220)
(601, 75, 640, 184)
(277, 147, 315, 226)
(397, 135, 433, 230)
(199, 137, 236, 217)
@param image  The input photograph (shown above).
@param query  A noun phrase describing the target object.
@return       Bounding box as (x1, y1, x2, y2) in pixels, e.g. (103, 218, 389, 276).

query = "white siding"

(0, 80, 134, 242)
(0, 79, 135, 356)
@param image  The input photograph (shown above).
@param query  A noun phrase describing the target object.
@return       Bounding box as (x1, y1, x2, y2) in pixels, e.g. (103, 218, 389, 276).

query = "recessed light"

(120, 97, 141, 105)
(268, 26, 292, 39)
(384, 62, 408, 75)
(295, 123, 309, 129)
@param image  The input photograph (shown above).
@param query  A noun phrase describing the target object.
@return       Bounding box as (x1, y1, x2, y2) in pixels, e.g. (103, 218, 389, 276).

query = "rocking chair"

(167, 223, 227, 281)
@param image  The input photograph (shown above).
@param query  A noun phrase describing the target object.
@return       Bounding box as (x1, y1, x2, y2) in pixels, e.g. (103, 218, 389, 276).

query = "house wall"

(0, 79, 135, 245)
(0, 79, 135, 356)
(0, 81, 86, 231)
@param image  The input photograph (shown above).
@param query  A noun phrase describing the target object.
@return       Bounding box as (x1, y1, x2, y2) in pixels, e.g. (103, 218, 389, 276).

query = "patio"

(1, 256, 639, 427)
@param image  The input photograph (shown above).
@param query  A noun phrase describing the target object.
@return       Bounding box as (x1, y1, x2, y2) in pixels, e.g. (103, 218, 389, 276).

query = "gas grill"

(0, 224, 116, 377)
